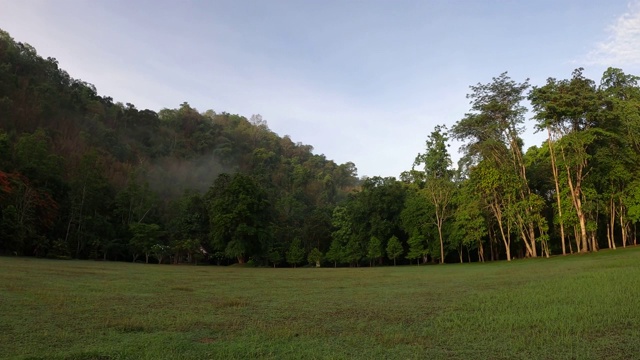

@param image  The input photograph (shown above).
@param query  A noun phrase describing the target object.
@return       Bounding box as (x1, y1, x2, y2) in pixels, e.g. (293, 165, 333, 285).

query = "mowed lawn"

(2, 249, 640, 360)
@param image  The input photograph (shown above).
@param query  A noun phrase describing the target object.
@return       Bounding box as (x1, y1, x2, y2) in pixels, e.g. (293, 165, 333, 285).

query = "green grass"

(2, 248, 640, 359)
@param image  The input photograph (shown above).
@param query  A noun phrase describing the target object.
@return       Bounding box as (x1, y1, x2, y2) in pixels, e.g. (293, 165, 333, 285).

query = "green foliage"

(451, 181, 487, 261)
(114, 169, 157, 226)
(129, 223, 161, 263)
(286, 238, 305, 268)
(453, 72, 542, 260)
(307, 247, 323, 267)
(406, 235, 427, 264)
(207, 173, 271, 264)
(14, 129, 64, 185)
(150, 244, 171, 264)
(386, 235, 403, 266)
(333, 177, 406, 266)
(325, 239, 344, 267)
(66, 150, 114, 258)
(47, 238, 71, 259)
(414, 124, 453, 180)
(344, 237, 364, 267)
(167, 190, 208, 263)
(415, 125, 456, 264)
(0, 205, 19, 252)
(366, 236, 383, 266)
(267, 245, 284, 268)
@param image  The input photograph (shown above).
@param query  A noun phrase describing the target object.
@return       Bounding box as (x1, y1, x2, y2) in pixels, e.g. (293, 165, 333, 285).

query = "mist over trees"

(2, 28, 640, 266)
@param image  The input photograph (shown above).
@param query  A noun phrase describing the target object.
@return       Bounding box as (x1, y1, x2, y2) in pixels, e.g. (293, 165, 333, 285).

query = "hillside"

(0, 30, 359, 262)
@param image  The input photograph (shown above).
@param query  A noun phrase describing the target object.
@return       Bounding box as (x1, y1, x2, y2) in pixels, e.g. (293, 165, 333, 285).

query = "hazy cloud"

(585, 1, 640, 66)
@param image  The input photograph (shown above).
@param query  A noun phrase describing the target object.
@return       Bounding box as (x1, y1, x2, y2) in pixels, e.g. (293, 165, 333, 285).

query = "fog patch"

(146, 152, 232, 198)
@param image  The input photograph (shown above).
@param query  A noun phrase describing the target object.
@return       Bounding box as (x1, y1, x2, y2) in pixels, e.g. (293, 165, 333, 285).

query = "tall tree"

(325, 238, 344, 268)
(598, 68, 640, 248)
(65, 150, 114, 258)
(529, 68, 603, 252)
(307, 247, 323, 267)
(451, 180, 487, 262)
(414, 125, 455, 263)
(366, 236, 383, 267)
(286, 237, 305, 268)
(386, 235, 403, 266)
(406, 235, 427, 265)
(400, 186, 432, 260)
(453, 72, 540, 259)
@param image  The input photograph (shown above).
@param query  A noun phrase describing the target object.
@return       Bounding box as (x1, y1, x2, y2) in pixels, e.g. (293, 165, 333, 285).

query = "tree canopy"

(3, 28, 640, 266)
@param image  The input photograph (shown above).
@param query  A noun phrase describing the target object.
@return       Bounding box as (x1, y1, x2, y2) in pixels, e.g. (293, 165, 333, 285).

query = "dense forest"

(2, 29, 640, 266)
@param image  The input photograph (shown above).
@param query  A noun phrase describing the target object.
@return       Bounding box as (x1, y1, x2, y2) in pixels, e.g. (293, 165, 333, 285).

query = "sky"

(2, 0, 640, 178)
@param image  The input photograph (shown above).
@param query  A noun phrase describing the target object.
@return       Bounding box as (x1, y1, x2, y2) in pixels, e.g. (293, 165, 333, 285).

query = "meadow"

(2, 248, 640, 359)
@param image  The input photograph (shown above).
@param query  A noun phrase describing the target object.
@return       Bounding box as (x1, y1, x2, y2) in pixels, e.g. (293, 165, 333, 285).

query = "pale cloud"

(585, 1, 640, 66)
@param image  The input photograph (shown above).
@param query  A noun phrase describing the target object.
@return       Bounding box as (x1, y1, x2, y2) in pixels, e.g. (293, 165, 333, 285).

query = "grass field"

(2, 249, 640, 359)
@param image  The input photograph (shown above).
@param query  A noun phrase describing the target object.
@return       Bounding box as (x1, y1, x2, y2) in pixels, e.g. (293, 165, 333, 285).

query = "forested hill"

(0, 30, 359, 262)
(3, 28, 640, 267)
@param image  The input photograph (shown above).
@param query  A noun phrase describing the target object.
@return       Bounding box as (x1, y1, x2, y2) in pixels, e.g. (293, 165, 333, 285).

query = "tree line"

(327, 68, 640, 266)
(1, 29, 640, 267)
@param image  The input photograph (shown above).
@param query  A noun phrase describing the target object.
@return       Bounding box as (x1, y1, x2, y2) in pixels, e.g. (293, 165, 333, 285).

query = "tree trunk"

(620, 203, 627, 248)
(609, 197, 616, 249)
(578, 207, 588, 252)
(568, 232, 574, 254)
(510, 129, 538, 258)
(76, 184, 87, 258)
(488, 227, 496, 261)
(548, 128, 566, 255)
(519, 224, 535, 258)
(436, 216, 445, 264)
(493, 202, 511, 261)
(544, 232, 550, 258)
(562, 149, 588, 253)
(64, 211, 75, 255)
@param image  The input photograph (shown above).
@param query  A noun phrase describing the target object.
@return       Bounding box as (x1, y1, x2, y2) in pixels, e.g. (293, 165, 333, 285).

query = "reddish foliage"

(33, 188, 59, 228)
(0, 171, 59, 228)
(0, 171, 18, 195)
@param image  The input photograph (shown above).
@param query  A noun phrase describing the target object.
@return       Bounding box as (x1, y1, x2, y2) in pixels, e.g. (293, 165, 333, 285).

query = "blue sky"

(2, 0, 639, 177)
